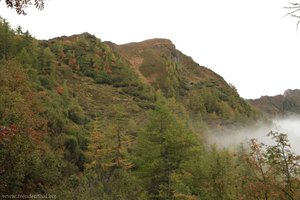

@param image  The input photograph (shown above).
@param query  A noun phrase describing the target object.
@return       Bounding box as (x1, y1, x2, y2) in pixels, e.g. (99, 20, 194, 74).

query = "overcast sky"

(0, 0, 299, 99)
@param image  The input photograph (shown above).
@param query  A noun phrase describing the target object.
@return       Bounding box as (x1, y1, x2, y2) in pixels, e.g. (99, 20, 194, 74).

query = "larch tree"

(134, 101, 203, 199)
(85, 106, 141, 199)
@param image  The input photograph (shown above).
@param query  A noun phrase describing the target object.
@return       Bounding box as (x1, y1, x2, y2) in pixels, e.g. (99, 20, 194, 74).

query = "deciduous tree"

(3, 0, 45, 15)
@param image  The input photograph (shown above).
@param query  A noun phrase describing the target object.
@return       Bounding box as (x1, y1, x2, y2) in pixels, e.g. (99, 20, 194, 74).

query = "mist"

(207, 115, 300, 153)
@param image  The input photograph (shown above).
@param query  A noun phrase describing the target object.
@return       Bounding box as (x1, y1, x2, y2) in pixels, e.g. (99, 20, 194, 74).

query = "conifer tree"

(85, 108, 141, 199)
(134, 101, 202, 199)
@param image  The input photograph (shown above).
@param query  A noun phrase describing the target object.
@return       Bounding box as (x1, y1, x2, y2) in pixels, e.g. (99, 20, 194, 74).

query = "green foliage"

(68, 105, 87, 125)
(0, 60, 46, 133)
(38, 47, 55, 74)
(64, 135, 81, 163)
(0, 134, 63, 194)
(201, 147, 236, 199)
(0, 17, 14, 60)
(134, 101, 203, 199)
(94, 71, 112, 84)
(0, 17, 270, 199)
(84, 107, 146, 199)
(164, 60, 181, 98)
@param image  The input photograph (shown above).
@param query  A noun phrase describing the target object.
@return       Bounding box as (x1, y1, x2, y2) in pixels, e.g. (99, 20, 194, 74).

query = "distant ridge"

(248, 89, 300, 116)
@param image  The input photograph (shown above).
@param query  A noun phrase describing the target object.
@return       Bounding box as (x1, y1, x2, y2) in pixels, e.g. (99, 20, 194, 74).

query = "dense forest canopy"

(1, 16, 300, 200)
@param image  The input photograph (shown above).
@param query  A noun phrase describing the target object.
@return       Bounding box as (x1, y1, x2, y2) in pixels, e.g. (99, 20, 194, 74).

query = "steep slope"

(0, 16, 263, 198)
(248, 89, 300, 116)
(107, 39, 259, 125)
(40, 32, 158, 127)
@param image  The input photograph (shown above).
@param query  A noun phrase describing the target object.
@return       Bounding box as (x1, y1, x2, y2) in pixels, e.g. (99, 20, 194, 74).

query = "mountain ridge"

(248, 89, 300, 116)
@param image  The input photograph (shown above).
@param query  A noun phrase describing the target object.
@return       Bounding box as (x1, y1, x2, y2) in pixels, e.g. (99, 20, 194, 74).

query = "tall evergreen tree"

(134, 102, 203, 199)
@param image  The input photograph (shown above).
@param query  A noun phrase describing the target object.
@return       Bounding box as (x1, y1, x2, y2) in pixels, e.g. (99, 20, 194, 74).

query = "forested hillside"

(1, 17, 300, 199)
(107, 39, 259, 126)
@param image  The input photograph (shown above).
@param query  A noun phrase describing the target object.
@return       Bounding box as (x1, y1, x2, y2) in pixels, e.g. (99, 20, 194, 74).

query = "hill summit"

(106, 37, 258, 125)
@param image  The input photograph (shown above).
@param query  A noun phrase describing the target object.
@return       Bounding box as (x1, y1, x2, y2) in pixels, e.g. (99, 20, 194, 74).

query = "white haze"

(208, 115, 300, 154)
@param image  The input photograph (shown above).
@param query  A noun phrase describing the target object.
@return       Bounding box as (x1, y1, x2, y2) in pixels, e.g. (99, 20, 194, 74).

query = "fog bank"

(208, 115, 300, 153)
